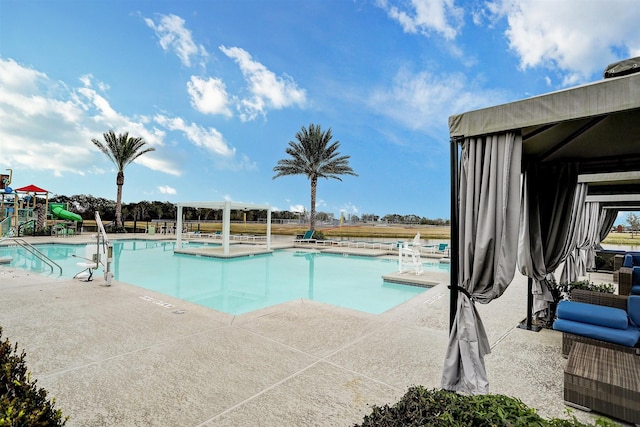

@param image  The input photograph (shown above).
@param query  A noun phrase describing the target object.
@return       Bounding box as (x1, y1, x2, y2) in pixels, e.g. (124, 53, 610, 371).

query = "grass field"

(78, 220, 450, 240)
(600, 232, 640, 247)
(80, 221, 639, 246)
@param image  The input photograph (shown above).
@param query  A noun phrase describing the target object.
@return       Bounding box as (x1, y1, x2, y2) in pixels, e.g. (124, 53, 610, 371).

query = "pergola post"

(176, 205, 183, 249)
(266, 208, 272, 250)
(223, 201, 231, 255)
(449, 136, 461, 330)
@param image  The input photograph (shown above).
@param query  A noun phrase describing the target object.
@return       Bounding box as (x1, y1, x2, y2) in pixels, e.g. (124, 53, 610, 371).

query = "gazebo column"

(176, 205, 183, 249)
(266, 208, 271, 250)
(223, 201, 231, 255)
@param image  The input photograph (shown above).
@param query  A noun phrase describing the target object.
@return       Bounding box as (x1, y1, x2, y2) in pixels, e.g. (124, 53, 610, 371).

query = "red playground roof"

(15, 184, 49, 193)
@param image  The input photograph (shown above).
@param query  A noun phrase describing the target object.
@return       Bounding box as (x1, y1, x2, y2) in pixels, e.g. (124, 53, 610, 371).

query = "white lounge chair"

(294, 230, 316, 243)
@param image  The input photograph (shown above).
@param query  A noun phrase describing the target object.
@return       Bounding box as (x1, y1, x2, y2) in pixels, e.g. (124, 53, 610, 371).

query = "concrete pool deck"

(0, 235, 621, 426)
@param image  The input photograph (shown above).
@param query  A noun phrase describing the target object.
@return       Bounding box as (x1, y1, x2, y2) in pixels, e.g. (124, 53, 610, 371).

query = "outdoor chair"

(560, 290, 640, 425)
(398, 234, 423, 275)
(436, 243, 449, 254)
(622, 252, 640, 268)
(293, 230, 316, 243)
(618, 266, 640, 296)
(553, 290, 640, 357)
(618, 253, 640, 295)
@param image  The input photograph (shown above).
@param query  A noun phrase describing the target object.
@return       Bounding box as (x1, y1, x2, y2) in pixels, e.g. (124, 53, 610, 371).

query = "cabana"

(443, 70, 640, 394)
(175, 201, 271, 256)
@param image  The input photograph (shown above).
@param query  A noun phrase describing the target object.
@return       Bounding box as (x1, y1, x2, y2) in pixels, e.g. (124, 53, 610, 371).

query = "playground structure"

(0, 169, 83, 237)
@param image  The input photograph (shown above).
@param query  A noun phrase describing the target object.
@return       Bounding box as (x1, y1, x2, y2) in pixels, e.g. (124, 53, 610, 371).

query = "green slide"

(50, 203, 83, 222)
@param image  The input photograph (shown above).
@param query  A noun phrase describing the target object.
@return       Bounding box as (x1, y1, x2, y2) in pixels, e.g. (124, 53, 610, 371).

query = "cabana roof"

(449, 72, 640, 169)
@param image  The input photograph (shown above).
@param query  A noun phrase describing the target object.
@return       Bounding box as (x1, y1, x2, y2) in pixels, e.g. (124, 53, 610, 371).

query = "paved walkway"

(0, 236, 618, 426)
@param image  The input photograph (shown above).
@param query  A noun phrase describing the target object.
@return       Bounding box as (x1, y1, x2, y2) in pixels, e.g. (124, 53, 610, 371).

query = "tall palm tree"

(273, 124, 357, 231)
(92, 130, 155, 231)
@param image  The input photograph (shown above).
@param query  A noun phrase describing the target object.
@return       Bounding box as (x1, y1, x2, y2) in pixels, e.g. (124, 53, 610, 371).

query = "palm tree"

(273, 124, 357, 231)
(92, 130, 155, 231)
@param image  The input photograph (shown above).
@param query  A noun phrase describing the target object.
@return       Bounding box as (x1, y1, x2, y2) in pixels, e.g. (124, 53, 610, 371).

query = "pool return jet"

(73, 211, 113, 285)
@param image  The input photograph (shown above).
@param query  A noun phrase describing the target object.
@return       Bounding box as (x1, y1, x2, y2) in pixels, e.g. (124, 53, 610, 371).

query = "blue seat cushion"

(623, 253, 640, 268)
(634, 266, 640, 285)
(553, 319, 640, 347)
(632, 285, 640, 296)
(629, 295, 640, 326)
(556, 300, 628, 330)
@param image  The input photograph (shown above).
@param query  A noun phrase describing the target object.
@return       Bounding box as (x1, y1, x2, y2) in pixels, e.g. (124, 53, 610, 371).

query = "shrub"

(312, 230, 326, 240)
(354, 387, 616, 427)
(1, 327, 67, 426)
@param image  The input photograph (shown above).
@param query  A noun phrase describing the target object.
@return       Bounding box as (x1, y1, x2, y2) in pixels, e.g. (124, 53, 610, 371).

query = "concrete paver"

(0, 236, 620, 426)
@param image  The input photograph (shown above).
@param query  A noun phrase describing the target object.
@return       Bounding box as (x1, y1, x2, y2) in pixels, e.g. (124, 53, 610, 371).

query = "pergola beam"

(585, 194, 640, 203)
(176, 201, 271, 255)
(578, 171, 640, 184)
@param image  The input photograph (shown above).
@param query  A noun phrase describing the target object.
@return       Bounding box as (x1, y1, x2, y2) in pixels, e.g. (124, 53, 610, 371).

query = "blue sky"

(1, 0, 639, 220)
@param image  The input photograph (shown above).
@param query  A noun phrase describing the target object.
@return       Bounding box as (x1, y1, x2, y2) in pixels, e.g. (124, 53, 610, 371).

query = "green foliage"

(1, 327, 67, 426)
(312, 230, 325, 240)
(355, 387, 613, 427)
(626, 212, 640, 237)
(553, 280, 615, 296)
(273, 123, 357, 231)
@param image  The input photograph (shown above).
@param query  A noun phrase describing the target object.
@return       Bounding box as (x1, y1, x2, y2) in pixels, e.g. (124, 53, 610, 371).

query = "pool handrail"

(94, 211, 113, 286)
(0, 237, 63, 277)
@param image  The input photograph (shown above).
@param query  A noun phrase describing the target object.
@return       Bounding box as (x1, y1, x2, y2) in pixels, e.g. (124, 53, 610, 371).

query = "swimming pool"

(0, 240, 449, 315)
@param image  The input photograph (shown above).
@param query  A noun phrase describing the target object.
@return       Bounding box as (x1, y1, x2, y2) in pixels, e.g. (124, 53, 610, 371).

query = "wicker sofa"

(557, 290, 640, 425)
(554, 290, 640, 357)
(617, 264, 640, 296)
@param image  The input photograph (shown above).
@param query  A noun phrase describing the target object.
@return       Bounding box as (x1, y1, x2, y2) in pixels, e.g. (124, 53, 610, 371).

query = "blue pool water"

(0, 240, 449, 315)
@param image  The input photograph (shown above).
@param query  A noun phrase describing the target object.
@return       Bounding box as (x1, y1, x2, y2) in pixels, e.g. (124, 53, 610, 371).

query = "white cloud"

(219, 45, 306, 121)
(144, 14, 208, 67)
(158, 185, 177, 195)
(369, 67, 505, 134)
(377, 0, 464, 40)
(153, 114, 234, 157)
(341, 203, 359, 215)
(0, 57, 48, 92)
(484, 0, 640, 84)
(0, 58, 179, 177)
(290, 204, 305, 213)
(187, 76, 232, 117)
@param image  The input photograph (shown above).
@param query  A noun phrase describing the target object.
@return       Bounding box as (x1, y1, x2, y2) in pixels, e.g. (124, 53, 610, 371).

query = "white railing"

(94, 211, 113, 286)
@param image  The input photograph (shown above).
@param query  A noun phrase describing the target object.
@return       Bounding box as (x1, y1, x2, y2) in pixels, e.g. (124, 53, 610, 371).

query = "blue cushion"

(556, 300, 628, 330)
(553, 319, 640, 347)
(623, 253, 640, 268)
(624, 254, 633, 267)
(629, 296, 640, 326)
(634, 267, 640, 285)
(632, 285, 640, 296)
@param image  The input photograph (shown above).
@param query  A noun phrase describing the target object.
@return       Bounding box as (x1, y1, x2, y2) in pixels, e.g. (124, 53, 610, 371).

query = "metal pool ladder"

(0, 237, 63, 277)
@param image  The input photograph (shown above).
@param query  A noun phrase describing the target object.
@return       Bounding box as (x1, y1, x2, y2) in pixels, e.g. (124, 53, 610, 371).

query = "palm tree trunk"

(310, 176, 317, 231)
(116, 171, 124, 230)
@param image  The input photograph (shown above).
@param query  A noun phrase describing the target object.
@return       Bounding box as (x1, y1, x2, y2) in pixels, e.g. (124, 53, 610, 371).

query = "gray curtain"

(578, 202, 601, 273)
(441, 132, 522, 394)
(560, 184, 592, 283)
(598, 208, 618, 244)
(560, 201, 618, 282)
(517, 163, 578, 318)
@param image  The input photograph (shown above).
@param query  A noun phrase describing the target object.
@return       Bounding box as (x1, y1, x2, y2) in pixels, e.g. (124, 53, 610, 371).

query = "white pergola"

(175, 201, 272, 255)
